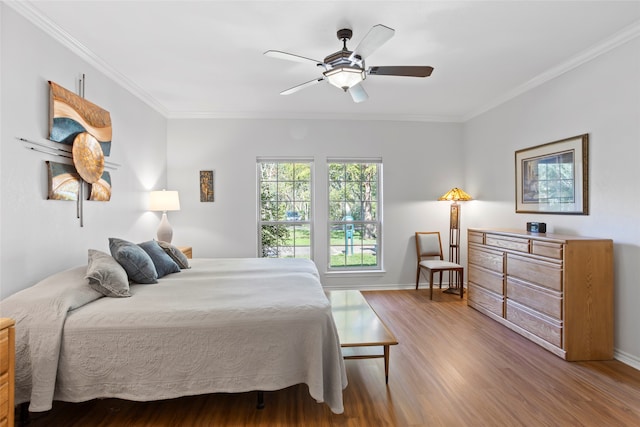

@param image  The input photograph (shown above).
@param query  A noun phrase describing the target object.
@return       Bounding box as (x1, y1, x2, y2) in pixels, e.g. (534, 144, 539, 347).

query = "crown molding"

(6, 0, 169, 117)
(167, 110, 463, 122)
(462, 19, 640, 122)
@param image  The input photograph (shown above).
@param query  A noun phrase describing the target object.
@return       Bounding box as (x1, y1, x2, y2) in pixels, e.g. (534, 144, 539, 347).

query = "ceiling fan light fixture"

(323, 66, 365, 91)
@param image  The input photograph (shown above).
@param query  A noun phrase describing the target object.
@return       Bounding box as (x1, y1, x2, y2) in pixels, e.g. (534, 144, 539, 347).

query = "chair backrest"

(415, 232, 444, 261)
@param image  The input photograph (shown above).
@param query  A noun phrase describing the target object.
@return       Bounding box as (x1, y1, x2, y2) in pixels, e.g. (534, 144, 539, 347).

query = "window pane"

(278, 163, 294, 181)
(294, 163, 311, 180)
(329, 163, 345, 181)
(329, 223, 378, 268)
(260, 162, 278, 180)
(294, 181, 310, 203)
(260, 202, 278, 221)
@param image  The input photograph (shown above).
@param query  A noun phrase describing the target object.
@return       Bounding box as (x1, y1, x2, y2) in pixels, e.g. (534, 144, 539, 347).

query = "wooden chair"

(415, 231, 464, 300)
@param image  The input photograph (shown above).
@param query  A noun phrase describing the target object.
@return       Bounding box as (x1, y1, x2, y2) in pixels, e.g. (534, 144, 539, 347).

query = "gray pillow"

(86, 249, 131, 297)
(138, 240, 181, 278)
(109, 237, 158, 284)
(156, 240, 191, 269)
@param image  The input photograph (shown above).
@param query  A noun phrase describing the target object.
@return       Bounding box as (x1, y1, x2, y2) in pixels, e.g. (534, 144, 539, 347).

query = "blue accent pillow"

(109, 238, 158, 284)
(138, 240, 181, 278)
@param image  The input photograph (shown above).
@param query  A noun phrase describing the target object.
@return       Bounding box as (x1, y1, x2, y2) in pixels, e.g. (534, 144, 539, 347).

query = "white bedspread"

(1, 258, 347, 414)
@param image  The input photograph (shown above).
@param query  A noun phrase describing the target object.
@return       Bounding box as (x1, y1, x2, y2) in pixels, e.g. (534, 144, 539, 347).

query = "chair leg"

(460, 269, 464, 299)
(429, 271, 434, 300)
(416, 267, 420, 290)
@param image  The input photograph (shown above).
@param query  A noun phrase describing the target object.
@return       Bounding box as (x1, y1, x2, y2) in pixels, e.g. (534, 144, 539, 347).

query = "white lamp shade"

(149, 190, 180, 212)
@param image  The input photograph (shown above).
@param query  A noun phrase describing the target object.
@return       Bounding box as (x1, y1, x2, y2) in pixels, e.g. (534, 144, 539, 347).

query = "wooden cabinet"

(0, 318, 15, 427)
(467, 229, 613, 361)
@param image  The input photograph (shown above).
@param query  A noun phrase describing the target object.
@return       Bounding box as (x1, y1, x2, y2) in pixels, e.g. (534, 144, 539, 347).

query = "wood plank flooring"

(20, 290, 640, 426)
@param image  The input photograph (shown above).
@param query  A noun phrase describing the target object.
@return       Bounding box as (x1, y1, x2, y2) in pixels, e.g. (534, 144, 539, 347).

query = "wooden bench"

(327, 290, 398, 383)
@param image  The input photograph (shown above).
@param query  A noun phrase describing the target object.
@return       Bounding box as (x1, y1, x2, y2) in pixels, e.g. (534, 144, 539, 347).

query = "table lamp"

(149, 189, 180, 243)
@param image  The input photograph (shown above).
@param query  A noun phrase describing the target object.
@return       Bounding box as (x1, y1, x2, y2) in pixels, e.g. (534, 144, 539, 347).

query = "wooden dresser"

(467, 228, 613, 361)
(0, 318, 15, 427)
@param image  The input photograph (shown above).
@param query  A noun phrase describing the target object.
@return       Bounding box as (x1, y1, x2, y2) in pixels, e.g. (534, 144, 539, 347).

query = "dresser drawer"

(468, 285, 504, 317)
(469, 246, 504, 274)
(507, 253, 562, 291)
(485, 235, 530, 253)
(0, 329, 7, 375)
(532, 241, 563, 259)
(468, 231, 484, 244)
(469, 264, 503, 295)
(507, 277, 562, 320)
(506, 300, 562, 348)
(0, 375, 7, 421)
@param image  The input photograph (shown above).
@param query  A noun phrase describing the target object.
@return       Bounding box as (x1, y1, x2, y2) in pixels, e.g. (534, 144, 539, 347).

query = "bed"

(0, 255, 347, 415)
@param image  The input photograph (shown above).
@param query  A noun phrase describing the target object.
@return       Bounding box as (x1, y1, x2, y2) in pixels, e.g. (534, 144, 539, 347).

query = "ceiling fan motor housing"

(336, 28, 353, 41)
(324, 29, 363, 70)
(324, 49, 355, 66)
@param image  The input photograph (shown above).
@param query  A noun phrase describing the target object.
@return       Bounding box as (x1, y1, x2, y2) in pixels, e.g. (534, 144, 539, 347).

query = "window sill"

(324, 269, 386, 278)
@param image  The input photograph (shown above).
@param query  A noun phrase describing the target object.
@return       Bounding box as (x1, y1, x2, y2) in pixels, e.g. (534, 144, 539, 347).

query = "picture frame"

(200, 170, 214, 202)
(515, 134, 588, 215)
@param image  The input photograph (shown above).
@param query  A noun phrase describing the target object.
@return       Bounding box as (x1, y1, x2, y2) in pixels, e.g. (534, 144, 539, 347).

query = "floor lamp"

(438, 187, 472, 294)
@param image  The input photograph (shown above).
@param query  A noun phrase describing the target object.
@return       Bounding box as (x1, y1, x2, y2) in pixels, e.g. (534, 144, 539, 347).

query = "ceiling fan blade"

(348, 83, 368, 103)
(368, 66, 434, 77)
(264, 50, 323, 66)
(350, 24, 395, 61)
(280, 77, 325, 95)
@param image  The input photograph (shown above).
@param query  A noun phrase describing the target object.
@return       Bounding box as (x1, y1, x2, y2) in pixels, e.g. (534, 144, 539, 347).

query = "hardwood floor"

(19, 290, 640, 426)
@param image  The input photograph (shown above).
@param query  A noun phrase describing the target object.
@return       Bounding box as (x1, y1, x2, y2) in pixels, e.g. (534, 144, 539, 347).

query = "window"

(257, 159, 312, 259)
(327, 159, 381, 270)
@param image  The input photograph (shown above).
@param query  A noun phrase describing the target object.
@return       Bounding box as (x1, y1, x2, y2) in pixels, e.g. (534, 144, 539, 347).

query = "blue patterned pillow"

(138, 240, 181, 278)
(109, 238, 158, 284)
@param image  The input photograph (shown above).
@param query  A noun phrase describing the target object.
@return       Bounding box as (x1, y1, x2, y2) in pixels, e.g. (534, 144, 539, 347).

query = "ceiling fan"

(264, 24, 434, 103)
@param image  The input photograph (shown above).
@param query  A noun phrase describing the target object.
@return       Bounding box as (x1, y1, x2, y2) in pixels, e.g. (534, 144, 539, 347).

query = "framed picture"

(200, 170, 214, 202)
(515, 134, 588, 215)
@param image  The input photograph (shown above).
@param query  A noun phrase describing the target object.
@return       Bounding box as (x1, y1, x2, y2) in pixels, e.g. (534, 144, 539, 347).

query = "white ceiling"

(10, 1, 640, 121)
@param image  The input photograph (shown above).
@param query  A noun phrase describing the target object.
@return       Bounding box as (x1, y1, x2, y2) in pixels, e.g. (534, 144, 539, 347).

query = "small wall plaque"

(200, 170, 214, 202)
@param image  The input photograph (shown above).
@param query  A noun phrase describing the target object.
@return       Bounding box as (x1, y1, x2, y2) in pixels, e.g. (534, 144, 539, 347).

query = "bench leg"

(18, 402, 30, 427)
(256, 391, 265, 409)
(384, 345, 390, 384)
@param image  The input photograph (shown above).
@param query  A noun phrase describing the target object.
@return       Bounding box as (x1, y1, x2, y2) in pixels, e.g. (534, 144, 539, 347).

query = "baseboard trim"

(614, 349, 640, 371)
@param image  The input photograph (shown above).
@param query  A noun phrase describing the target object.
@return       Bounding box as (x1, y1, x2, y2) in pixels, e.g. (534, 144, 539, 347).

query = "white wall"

(463, 37, 640, 366)
(0, 4, 167, 298)
(167, 118, 463, 288)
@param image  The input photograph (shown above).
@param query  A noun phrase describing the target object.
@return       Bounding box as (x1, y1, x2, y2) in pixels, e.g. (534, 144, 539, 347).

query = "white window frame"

(326, 158, 382, 272)
(257, 157, 314, 259)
